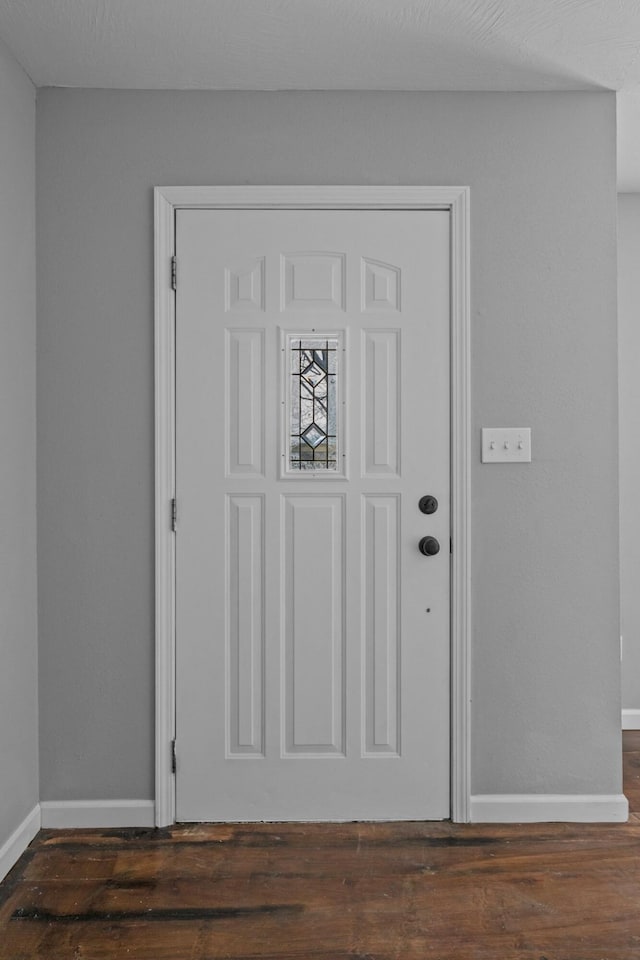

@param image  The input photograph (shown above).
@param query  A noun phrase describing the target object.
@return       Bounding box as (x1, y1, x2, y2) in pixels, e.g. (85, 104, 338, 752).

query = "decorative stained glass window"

(287, 336, 341, 472)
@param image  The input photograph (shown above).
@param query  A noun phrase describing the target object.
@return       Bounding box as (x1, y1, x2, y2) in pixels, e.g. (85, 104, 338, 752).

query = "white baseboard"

(0, 805, 41, 882)
(40, 800, 155, 829)
(622, 709, 640, 729)
(470, 793, 629, 823)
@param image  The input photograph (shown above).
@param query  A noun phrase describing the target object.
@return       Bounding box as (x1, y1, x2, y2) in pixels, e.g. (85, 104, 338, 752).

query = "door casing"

(154, 185, 471, 826)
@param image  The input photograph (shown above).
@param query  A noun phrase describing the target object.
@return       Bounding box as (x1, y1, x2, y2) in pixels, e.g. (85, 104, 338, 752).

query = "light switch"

(482, 428, 531, 463)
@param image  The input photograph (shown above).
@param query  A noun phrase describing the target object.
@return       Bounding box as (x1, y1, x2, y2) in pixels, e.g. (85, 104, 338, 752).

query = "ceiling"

(0, 0, 639, 188)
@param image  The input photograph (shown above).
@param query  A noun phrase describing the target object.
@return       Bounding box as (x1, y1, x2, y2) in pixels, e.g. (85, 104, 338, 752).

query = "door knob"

(418, 536, 440, 556)
(418, 495, 438, 515)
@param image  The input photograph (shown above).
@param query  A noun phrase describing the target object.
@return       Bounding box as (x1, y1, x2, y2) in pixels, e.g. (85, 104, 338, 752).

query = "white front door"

(175, 209, 450, 821)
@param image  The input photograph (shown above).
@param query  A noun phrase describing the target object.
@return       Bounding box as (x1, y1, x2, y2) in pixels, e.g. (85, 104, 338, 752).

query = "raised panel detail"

(283, 495, 345, 755)
(225, 258, 265, 312)
(282, 253, 345, 311)
(227, 495, 265, 757)
(362, 258, 401, 312)
(363, 329, 400, 477)
(363, 496, 400, 756)
(226, 329, 264, 477)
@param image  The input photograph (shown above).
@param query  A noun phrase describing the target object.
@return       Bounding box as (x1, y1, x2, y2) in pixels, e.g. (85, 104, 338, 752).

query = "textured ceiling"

(1, 0, 640, 92)
(0, 0, 640, 186)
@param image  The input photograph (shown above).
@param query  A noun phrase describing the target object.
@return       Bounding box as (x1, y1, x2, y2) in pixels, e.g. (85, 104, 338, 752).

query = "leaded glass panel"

(288, 336, 340, 472)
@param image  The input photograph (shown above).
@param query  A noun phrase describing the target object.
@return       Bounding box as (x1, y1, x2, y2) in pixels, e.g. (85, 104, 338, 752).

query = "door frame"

(154, 185, 471, 826)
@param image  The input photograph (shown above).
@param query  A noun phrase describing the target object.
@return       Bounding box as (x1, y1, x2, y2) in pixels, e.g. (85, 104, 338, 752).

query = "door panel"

(227, 493, 264, 757)
(284, 494, 345, 755)
(176, 209, 450, 821)
(225, 329, 264, 476)
(363, 329, 400, 476)
(363, 493, 400, 756)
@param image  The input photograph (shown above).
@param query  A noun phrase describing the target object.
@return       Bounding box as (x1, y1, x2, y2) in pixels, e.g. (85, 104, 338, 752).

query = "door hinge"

(171, 498, 177, 532)
(171, 739, 177, 775)
(171, 255, 177, 291)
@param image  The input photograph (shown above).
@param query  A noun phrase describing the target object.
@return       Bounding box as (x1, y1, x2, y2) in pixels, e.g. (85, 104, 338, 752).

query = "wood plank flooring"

(2, 732, 640, 959)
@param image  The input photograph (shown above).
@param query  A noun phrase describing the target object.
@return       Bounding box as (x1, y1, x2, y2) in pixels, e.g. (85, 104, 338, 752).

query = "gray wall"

(36, 90, 621, 802)
(0, 41, 38, 843)
(618, 194, 640, 713)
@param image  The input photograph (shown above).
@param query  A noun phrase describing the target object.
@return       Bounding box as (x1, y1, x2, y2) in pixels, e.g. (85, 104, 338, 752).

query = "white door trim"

(154, 185, 471, 826)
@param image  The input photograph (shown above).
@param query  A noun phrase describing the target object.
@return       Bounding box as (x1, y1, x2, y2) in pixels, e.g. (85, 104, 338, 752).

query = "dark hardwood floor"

(2, 733, 640, 959)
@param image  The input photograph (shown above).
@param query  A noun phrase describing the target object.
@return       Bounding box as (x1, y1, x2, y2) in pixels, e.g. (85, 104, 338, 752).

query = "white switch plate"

(482, 427, 531, 463)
